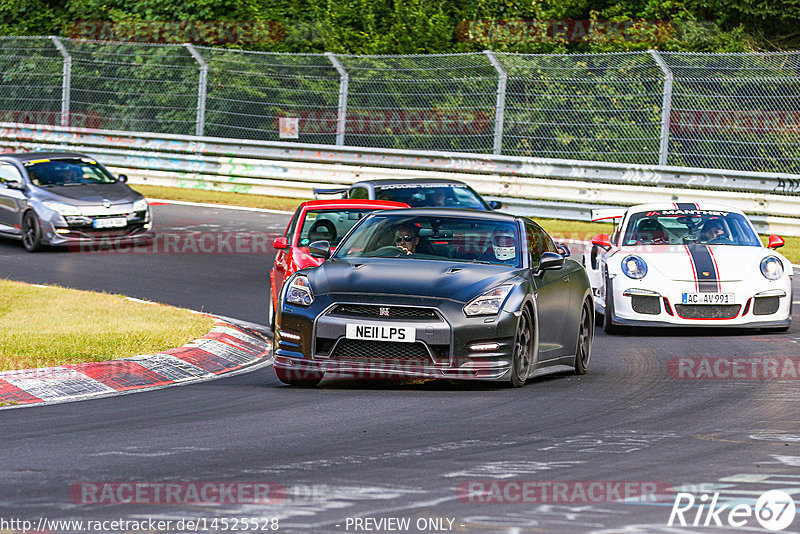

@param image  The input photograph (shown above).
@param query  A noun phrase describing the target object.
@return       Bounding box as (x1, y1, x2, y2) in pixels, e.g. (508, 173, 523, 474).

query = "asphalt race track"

(1, 203, 799, 534)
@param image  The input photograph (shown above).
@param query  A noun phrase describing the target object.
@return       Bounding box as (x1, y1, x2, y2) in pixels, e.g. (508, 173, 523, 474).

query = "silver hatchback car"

(0, 152, 152, 252)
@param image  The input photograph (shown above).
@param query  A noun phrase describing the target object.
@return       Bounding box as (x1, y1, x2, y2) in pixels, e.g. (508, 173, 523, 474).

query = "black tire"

(21, 210, 43, 252)
(268, 286, 276, 333)
(602, 276, 621, 335)
(274, 365, 323, 387)
(508, 307, 533, 387)
(574, 299, 593, 374)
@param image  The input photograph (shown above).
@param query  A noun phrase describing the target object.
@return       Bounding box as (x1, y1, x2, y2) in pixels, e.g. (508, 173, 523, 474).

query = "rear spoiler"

(591, 208, 627, 222)
(312, 187, 349, 198)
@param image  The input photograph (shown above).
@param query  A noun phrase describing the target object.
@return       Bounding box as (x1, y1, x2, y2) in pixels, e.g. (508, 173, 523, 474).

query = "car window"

(335, 214, 522, 266)
(297, 209, 376, 247)
(0, 163, 23, 185)
(25, 158, 117, 186)
(372, 185, 486, 210)
(525, 221, 556, 269)
(284, 208, 301, 242)
(349, 187, 369, 199)
(622, 209, 761, 246)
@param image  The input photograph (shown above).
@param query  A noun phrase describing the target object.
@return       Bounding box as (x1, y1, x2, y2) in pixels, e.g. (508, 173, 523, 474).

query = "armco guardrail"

(1, 122, 798, 236)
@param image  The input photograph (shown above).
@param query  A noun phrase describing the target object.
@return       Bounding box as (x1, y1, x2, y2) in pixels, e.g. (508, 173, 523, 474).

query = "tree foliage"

(0, 0, 797, 52)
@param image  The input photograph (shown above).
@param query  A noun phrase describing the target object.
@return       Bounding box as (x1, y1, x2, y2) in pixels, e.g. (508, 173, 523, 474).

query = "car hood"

(617, 244, 779, 281)
(306, 258, 521, 303)
(37, 183, 139, 206)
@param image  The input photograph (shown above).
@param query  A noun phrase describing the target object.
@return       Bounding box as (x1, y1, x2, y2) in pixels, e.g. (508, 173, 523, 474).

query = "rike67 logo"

(668, 490, 796, 531)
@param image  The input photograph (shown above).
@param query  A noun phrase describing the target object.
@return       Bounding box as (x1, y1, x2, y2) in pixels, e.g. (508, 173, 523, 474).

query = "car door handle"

(563, 276, 570, 283)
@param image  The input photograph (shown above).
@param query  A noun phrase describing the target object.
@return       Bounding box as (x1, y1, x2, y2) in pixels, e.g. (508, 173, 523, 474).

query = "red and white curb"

(0, 320, 272, 409)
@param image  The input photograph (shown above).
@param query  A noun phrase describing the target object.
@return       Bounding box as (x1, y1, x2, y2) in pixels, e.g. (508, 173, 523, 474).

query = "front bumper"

(607, 276, 792, 328)
(275, 294, 519, 381)
(41, 209, 153, 248)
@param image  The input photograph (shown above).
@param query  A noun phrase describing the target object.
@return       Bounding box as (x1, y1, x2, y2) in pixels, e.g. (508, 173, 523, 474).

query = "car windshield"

(622, 209, 761, 247)
(25, 158, 117, 186)
(372, 184, 487, 210)
(334, 214, 522, 267)
(297, 209, 377, 247)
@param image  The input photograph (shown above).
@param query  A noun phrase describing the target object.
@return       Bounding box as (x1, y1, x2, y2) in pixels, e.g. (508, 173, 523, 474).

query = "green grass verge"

(0, 280, 215, 372)
(135, 184, 800, 264)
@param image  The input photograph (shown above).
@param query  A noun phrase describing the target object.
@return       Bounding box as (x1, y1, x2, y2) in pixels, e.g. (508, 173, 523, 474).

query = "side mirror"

(4, 180, 24, 191)
(488, 200, 503, 210)
(537, 251, 565, 273)
(272, 236, 289, 250)
(556, 243, 570, 257)
(117, 174, 128, 183)
(767, 235, 785, 249)
(308, 240, 331, 259)
(591, 233, 612, 251)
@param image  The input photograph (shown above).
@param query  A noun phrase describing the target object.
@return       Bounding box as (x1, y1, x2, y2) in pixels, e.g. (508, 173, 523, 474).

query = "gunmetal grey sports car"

(274, 209, 594, 387)
(0, 152, 152, 251)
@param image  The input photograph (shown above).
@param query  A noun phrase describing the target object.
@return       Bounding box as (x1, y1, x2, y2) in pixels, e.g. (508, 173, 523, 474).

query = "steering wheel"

(373, 245, 411, 256)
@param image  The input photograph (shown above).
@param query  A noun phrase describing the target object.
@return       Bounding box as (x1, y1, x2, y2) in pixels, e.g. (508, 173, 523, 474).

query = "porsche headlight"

(286, 275, 314, 306)
(133, 198, 148, 212)
(464, 285, 512, 316)
(760, 256, 784, 280)
(42, 201, 81, 216)
(622, 255, 648, 279)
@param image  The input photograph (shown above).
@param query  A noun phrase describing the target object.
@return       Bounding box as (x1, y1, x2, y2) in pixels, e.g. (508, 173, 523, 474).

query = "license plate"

(93, 217, 127, 229)
(681, 292, 734, 305)
(346, 323, 416, 343)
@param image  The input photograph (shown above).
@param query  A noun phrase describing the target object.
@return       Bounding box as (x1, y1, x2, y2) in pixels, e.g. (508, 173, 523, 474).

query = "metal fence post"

(49, 36, 71, 128)
(649, 49, 673, 166)
(326, 53, 349, 146)
(484, 50, 507, 156)
(184, 44, 208, 137)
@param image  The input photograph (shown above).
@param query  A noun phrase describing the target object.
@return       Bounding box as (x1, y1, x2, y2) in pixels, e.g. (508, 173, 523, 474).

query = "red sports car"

(268, 199, 409, 329)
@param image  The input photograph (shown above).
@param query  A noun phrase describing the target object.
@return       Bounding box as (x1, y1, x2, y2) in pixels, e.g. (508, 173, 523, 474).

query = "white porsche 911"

(584, 202, 793, 334)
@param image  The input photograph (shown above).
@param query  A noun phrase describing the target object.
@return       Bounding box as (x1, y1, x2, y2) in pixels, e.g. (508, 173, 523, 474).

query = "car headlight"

(760, 256, 784, 280)
(133, 198, 148, 212)
(464, 285, 512, 316)
(622, 255, 648, 279)
(285, 275, 314, 306)
(42, 201, 81, 216)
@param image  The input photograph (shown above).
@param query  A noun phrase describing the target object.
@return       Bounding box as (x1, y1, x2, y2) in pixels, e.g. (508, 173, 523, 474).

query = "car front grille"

(753, 296, 780, 316)
(631, 295, 661, 315)
(675, 304, 742, 319)
(330, 339, 431, 365)
(329, 304, 439, 320)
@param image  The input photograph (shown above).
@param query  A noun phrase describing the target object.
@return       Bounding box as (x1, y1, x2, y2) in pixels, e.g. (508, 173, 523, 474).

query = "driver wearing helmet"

(481, 229, 517, 264)
(699, 219, 727, 243)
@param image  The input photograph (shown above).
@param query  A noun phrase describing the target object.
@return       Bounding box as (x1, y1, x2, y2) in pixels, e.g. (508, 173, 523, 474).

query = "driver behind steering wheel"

(393, 223, 420, 254)
(698, 219, 727, 243)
